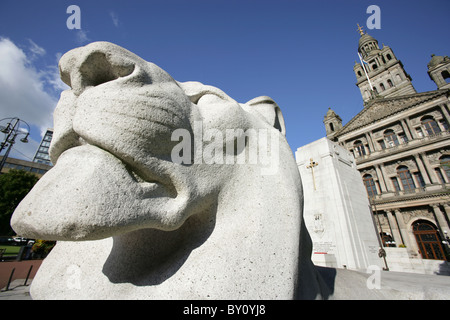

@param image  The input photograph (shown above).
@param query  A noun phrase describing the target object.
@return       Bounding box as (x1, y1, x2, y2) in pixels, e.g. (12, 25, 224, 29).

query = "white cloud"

(0, 37, 60, 161)
(44, 65, 70, 92)
(40, 53, 70, 93)
(110, 11, 120, 28)
(27, 39, 46, 59)
(75, 29, 90, 44)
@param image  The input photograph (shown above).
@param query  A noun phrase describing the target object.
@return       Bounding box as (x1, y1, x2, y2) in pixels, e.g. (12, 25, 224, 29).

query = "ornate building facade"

(325, 29, 450, 272)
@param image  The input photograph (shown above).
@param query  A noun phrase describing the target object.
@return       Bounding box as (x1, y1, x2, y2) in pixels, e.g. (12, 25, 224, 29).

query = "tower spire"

(353, 31, 416, 103)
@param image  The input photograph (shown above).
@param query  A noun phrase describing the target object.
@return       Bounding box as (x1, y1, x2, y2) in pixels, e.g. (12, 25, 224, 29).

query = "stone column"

(365, 132, 375, 153)
(375, 165, 388, 193)
(439, 104, 450, 126)
(386, 210, 403, 246)
(368, 131, 377, 151)
(394, 209, 414, 252)
(400, 119, 413, 141)
(432, 204, 449, 235)
(443, 203, 450, 222)
(380, 164, 392, 192)
(413, 154, 432, 185)
(404, 118, 417, 139)
(419, 153, 440, 184)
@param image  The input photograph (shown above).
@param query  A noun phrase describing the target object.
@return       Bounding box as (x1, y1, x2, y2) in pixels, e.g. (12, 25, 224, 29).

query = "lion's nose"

(59, 43, 135, 96)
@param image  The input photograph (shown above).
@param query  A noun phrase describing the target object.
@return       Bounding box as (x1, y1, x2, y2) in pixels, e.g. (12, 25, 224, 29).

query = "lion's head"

(10, 42, 331, 300)
(11, 42, 287, 241)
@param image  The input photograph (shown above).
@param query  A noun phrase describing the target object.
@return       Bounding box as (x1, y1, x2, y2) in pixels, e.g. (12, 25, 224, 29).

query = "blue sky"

(0, 0, 449, 161)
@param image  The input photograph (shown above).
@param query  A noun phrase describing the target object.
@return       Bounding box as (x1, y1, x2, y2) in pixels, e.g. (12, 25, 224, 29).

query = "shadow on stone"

(102, 204, 217, 286)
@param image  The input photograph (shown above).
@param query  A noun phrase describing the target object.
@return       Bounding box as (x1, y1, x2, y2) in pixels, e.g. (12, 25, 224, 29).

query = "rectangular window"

(391, 177, 401, 191)
(378, 140, 386, 150)
(416, 128, 424, 138)
(413, 172, 426, 188)
(363, 178, 378, 197)
(399, 134, 408, 144)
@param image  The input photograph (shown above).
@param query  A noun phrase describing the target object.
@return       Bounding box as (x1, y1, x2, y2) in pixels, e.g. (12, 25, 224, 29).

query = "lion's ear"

(246, 96, 286, 136)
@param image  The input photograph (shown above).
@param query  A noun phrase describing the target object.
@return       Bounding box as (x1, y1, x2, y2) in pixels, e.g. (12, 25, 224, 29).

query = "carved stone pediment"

(336, 90, 447, 136)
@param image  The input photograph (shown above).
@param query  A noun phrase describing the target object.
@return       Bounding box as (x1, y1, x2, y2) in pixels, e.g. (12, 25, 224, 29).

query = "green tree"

(0, 169, 39, 235)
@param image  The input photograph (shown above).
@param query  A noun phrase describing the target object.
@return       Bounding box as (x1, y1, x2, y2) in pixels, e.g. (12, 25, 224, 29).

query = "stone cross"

(307, 158, 319, 190)
(357, 23, 364, 36)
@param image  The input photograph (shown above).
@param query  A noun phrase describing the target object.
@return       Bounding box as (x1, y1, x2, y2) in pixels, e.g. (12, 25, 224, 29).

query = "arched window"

(386, 54, 392, 61)
(363, 90, 370, 100)
(329, 123, 334, 132)
(413, 220, 446, 260)
(397, 166, 415, 192)
(384, 129, 399, 147)
(442, 70, 450, 84)
(421, 116, 441, 135)
(357, 71, 362, 77)
(413, 172, 426, 188)
(363, 174, 377, 197)
(440, 155, 450, 181)
(391, 177, 401, 191)
(387, 79, 393, 88)
(354, 140, 366, 157)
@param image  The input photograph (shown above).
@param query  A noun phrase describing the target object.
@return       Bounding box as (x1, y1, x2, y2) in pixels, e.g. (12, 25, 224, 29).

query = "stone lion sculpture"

(11, 42, 329, 299)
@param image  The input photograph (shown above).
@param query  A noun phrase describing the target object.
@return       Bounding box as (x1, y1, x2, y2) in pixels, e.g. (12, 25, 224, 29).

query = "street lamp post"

(0, 117, 30, 172)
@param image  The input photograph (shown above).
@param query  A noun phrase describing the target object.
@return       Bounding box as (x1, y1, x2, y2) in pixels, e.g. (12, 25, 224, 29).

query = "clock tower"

(353, 25, 416, 104)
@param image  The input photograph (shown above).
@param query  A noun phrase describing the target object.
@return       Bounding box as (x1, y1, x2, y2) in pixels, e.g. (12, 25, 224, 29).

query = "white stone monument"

(296, 138, 384, 271)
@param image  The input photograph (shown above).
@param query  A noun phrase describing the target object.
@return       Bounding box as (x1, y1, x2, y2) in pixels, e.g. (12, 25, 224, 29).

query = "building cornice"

(371, 187, 450, 208)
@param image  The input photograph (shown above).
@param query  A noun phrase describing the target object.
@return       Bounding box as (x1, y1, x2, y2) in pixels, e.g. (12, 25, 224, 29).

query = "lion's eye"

(196, 93, 224, 106)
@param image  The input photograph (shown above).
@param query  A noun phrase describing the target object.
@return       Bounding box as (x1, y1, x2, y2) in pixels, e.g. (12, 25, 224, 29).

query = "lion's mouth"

(11, 142, 190, 241)
(58, 127, 176, 200)
(125, 156, 176, 199)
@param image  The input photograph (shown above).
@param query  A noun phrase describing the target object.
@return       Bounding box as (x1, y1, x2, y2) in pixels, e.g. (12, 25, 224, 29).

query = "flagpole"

(358, 51, 374, 91)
